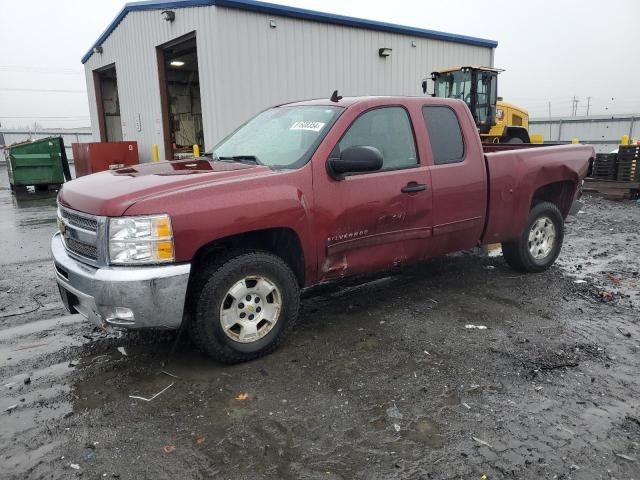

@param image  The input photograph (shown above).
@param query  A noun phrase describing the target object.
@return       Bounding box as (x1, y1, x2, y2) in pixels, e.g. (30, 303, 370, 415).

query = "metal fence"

(529, 114, 639, 153)
(0, 128, 93, 162)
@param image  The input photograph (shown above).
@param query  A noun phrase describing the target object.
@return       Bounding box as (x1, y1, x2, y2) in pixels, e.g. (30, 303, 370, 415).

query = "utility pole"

(571, 96, 579, 117)
(586, 96, 591, 117)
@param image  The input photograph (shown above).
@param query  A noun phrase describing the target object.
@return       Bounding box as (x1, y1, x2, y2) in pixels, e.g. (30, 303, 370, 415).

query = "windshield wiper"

(217, 155, 263, 165)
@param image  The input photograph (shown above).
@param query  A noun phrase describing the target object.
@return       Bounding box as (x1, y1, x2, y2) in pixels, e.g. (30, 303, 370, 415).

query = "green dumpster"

(6, 137, 70, 190)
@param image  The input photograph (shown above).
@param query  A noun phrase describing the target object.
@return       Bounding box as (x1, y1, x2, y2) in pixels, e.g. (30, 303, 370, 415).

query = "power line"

(0, 115, 89, 119)
(0, 87, 87, 94)
(0, 65, 84, 75)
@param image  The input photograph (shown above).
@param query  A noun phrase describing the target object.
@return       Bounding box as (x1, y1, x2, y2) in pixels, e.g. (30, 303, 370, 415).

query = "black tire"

(502, 202, 564, 273)
(505, 136, 524, 144)
(190, 249, 300, 364)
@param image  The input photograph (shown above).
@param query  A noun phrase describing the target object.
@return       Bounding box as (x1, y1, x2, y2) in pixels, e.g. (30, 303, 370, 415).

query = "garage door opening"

(157, 34, 203, 159)
(93, 65, 123, 142)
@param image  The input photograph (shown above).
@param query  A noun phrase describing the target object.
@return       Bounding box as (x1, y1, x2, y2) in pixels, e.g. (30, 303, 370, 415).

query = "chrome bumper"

(51, 233, 190, 329)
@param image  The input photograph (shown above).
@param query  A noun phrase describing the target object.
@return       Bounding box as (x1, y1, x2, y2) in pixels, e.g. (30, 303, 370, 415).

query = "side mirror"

(327, 146, 383, 179)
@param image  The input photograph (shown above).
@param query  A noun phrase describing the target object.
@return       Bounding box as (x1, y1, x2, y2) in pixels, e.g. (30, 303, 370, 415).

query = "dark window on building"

(422, 106, 465, 165)
(339, 107, 417, 170)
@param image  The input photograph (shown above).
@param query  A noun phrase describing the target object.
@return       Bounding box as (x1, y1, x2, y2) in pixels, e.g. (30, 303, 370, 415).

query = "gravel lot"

(1, 173, 639, 479)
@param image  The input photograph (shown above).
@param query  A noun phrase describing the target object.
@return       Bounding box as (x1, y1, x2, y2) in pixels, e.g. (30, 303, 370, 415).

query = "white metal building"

(82, 0, 497, 161)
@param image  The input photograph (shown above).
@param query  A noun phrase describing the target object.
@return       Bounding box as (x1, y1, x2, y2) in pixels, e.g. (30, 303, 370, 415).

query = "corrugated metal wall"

(529, 114, 639, 153)
(84, 5, 493, 161)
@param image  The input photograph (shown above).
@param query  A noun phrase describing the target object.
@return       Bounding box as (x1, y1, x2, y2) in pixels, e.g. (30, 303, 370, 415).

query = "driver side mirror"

(327, 146, 383, 180)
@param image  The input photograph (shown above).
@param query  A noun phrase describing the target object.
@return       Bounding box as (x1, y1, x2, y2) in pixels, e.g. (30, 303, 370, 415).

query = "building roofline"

(81, 0, 498, 64)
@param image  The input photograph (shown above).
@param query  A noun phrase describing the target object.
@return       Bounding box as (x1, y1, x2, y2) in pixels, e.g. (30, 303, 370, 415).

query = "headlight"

(108, 214, 174, 265)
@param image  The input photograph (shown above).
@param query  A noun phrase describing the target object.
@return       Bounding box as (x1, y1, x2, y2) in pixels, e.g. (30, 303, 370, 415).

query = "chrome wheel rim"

(219, 276, 282, 343)
(528, 216, 556, 260)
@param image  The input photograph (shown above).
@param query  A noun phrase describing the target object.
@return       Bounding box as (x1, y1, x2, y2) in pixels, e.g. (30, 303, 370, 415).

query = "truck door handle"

(401, 182, 427, 193)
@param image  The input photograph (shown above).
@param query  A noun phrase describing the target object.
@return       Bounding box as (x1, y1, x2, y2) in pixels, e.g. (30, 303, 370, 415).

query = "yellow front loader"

(424, 66, 542, 143)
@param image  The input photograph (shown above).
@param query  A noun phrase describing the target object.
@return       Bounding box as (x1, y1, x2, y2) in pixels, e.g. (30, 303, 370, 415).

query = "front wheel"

(502, 202, 564, 273)
(191, 250, 300, 363)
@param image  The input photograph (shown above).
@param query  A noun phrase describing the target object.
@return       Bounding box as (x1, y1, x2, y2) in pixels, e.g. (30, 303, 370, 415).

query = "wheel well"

(503, 127, 530, 143)
(190, 228, 305, 286)
(531, 181, 576, 218)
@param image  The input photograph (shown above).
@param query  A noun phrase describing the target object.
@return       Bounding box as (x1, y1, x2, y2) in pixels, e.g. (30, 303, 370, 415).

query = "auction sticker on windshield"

(290, 121, 326, 132)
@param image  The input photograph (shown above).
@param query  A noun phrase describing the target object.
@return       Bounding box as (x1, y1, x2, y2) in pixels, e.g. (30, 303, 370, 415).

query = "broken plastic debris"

(5, 404, 17, 412)
(465, 325, 488, 330)
(70, 464, 80, 470)
(615, 452, 637, 462)
(462, 402, 471, 409)
(386, 405, 403, 420)
(472, 437, 493, 449)
(162, 445, 176, 454)
(129, 382, 175, 402)
(393, 423, 401, 432)
(117, 347, 127, 356)
(573, 279, 587, 284)
(196, 436, 205, 445)
(234, 392, 249, 401)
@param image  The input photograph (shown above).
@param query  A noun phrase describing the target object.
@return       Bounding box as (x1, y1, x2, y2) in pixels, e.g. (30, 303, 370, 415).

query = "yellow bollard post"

(193, 144, 200, 157)
(621, 134, 629, 146)
(571, 138, 579, 144)
(152, 144, 159, 162)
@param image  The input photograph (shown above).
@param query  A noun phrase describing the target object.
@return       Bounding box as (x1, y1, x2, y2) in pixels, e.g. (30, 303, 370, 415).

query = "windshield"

(210, 106, 343, 169)
(434, 71, 472, 105)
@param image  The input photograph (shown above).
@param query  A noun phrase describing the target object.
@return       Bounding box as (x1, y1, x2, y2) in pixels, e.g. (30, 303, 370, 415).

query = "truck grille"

(65, 237, 98, 260)
(58, 205, 100, 263)
(63, 211, 98, 232)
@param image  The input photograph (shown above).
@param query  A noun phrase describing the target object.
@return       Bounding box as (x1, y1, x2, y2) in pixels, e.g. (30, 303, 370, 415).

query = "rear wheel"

(502, 202, 564, 273)
(190, 250, 300, 363)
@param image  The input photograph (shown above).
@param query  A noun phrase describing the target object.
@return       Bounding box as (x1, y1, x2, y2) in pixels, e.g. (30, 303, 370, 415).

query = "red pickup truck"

(53, 96, 594, 363)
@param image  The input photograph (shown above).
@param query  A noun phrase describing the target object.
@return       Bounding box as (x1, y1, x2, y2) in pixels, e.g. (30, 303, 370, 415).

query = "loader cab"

(429, 67, 500, 135)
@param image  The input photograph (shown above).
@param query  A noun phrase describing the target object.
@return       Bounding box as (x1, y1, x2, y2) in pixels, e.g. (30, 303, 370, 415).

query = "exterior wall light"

(93, 46, 103, 54)
(162, 10, 175, 22)
(269, 19, 277, 28)
(378, 47, 392, 58)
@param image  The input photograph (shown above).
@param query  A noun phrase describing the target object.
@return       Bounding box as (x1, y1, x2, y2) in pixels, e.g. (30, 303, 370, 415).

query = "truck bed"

(481, 144, 595, 245)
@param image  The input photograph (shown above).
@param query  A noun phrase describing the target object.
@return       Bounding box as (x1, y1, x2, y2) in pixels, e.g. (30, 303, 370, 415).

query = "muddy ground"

(1, 172, 639, 479)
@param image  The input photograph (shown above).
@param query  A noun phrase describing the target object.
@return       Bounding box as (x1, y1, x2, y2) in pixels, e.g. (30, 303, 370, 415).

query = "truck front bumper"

(51, 233, 190, 329)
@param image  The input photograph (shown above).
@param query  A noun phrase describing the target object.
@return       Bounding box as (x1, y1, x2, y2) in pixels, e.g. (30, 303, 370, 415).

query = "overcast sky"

(1, 0, 638, 128)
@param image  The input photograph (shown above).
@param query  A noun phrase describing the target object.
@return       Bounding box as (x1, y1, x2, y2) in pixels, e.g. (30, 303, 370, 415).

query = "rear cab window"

(422, 106, 465, 165)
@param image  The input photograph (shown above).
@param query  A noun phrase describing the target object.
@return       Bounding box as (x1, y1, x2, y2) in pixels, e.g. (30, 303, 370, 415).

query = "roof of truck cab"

(281, 96, 464, 108)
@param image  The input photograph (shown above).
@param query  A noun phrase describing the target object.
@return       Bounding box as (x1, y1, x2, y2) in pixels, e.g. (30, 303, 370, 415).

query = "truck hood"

(58, 159, 271, 216)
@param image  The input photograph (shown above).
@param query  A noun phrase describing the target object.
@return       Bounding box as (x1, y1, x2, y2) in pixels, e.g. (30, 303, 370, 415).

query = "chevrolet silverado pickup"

(52, 96, 594, 363)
